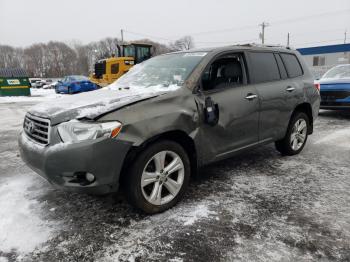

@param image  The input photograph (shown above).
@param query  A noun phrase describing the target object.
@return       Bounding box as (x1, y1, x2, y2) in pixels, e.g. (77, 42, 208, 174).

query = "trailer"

(0, 68, 31, 96)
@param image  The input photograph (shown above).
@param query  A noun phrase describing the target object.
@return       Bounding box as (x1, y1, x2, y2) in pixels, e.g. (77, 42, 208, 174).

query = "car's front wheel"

(124, 140, 190, 214)
(275, 112, 309, 156)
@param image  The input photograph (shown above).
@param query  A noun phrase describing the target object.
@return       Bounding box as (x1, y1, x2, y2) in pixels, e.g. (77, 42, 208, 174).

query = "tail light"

(314, 83, 320, 92)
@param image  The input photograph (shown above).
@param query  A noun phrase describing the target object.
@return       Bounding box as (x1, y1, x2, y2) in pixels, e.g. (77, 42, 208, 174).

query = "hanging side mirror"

(204, 96, 219, 126)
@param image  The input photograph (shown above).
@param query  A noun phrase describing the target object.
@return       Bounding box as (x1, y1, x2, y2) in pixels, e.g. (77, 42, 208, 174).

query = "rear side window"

(274, 54, 288, 79)
(280, 53, 303, 78)
(248, 52, 280, 83)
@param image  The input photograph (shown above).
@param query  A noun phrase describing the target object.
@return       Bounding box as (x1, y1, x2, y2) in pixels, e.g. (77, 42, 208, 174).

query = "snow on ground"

(0, 174, 59, 254)
(0, 88, 62, 104)
(314, 127, 350, 148)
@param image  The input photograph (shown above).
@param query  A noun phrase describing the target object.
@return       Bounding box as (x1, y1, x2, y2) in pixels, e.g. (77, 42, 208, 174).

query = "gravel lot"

(0, 96, 349, 262)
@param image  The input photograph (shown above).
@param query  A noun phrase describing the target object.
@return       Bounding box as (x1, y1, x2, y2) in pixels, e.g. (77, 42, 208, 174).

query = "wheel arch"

(291, 102, 314, 134)
(120, 130, 198, 184)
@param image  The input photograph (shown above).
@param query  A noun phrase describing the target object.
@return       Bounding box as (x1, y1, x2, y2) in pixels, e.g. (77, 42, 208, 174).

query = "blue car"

(55, 75, 98, 94)
(318, 64, 350, 110)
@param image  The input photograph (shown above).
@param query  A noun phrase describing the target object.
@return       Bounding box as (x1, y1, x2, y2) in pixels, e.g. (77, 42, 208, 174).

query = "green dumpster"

(0, 68, 31, 96)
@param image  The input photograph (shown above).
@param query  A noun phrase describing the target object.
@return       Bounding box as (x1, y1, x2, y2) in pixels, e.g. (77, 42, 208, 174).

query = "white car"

(43, 81, 58, 89)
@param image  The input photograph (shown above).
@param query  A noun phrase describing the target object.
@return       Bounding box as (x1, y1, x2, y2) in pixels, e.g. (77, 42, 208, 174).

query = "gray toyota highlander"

(19, 45, 320, 213)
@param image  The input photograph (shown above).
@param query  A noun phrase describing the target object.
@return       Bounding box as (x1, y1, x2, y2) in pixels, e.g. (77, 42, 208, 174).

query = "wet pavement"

(0, 102, 349, 262)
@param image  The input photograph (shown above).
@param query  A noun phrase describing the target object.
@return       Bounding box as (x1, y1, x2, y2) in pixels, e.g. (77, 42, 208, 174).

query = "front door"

(196, 52, 259, 160)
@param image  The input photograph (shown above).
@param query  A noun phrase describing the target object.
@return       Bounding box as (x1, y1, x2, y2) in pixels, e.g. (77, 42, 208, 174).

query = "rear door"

(246, 51, 291, 141)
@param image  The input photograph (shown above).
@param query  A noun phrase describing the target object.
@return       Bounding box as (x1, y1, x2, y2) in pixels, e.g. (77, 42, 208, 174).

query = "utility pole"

(345, 30, 347, 44)
(121, 29, 124, 44)
(259, 22, 269, 45)
(287, 32, 290, 47)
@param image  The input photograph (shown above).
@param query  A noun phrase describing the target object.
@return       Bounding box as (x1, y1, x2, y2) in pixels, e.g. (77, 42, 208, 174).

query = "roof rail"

(237, 43, 291, 50)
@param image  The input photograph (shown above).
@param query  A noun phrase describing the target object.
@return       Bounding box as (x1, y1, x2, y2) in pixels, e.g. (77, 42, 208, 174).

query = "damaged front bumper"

(18, 132, 132, 194)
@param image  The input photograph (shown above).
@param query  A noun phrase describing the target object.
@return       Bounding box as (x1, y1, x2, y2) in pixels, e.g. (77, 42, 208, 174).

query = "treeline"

(0, 36, 194, 78)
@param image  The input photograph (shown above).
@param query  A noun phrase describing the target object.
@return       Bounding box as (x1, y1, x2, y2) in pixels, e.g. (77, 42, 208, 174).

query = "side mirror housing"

(204, 97, 219, 126)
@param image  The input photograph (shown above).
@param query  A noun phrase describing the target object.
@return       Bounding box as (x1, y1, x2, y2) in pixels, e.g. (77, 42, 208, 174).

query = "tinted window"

(274, 54, 288, 79)
(201, 53, 245, 91)
(280, 53, 303, 78)
(111, 63, 119, 74)
(249, 52, 280, 83)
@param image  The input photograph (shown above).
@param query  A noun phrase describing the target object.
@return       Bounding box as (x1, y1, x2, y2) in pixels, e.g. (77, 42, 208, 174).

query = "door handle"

(245, 94, 258, 100)
(286, 86, 295, 92)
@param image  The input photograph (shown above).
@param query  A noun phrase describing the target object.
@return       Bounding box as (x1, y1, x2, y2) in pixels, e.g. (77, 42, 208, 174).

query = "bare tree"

(0, 45, 24, 68)
(170, 36, 195, 51)
(0, 36, 188, 78)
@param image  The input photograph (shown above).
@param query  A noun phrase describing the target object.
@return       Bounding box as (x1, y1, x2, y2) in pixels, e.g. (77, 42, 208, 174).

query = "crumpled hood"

(29, 88, 162, 125)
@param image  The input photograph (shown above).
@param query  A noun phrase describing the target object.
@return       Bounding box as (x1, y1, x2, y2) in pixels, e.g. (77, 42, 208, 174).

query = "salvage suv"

(19, 45, 320, 213)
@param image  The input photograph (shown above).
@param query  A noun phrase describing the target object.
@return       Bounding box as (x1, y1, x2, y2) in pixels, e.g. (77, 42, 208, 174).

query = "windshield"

(322, 65, 350, 79)
(108, 52, 207, 91)
(71, 75, 88, 81)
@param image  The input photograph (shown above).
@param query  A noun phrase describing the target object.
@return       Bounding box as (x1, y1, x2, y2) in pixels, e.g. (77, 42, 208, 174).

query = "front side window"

(108, 52, 207, 91)
(124, 46, 135, 57)
(248, 52, 280, 83)
(281, 53, 303, 78)
(201, 53, 245, 91)
(137, 47, 151, 63)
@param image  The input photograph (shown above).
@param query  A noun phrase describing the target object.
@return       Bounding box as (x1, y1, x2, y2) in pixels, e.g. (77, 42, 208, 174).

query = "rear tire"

(124, 140, 191, 214)
(275, 112, 309, 156)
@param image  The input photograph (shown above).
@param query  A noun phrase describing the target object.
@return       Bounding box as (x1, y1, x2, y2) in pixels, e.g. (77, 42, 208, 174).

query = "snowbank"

(0, 89, 63, 103)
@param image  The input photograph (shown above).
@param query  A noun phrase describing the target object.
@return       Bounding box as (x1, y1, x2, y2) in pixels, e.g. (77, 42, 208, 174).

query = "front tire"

(275, 112, 309, 156)
(124, 140, 191, 214)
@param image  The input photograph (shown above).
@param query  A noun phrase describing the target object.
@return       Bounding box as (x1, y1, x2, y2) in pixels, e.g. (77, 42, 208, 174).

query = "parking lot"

(0, 96, 350, 261)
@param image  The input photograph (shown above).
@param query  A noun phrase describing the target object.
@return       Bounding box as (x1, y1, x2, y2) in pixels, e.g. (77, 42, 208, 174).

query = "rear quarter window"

(280, 53, 303, 78)
(248, 52, 280, 83)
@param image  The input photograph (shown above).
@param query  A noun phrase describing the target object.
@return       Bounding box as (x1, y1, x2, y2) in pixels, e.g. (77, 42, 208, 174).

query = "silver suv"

(19, 45, 320, 213)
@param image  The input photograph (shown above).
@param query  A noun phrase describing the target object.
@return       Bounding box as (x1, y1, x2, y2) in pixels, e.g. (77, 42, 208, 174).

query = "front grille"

(320, 90, 350, 100)
(23, 114, 50, 145)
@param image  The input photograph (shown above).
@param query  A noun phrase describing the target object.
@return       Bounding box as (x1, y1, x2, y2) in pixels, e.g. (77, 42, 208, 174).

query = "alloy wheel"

(141, 150, 185, 206)
(290, 119, 307, 151)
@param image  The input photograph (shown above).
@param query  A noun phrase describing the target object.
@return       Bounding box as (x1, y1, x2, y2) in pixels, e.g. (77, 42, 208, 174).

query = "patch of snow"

(99, 202, 217, 261)
(169, 258, 184, 262)
(0, 89, 63, 104)
(314, 127, 350, 148)
(178, 204, 216, 226)
(0, 174, 58, 254)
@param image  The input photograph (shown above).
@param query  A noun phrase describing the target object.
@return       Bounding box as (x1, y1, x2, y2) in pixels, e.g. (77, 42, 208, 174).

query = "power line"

(171, 8, 350, 37)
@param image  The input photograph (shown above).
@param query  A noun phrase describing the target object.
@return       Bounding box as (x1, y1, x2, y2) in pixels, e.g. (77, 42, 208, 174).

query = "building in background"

(297, 43, 350, 79)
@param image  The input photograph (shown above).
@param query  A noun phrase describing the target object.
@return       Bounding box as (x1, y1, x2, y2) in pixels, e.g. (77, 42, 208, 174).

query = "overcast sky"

(0, 0, 349, 48)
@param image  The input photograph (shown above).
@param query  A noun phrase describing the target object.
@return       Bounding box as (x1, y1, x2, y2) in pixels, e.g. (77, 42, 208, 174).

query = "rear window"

(248, 52, 280, 83)
(280, 53, 303, 78)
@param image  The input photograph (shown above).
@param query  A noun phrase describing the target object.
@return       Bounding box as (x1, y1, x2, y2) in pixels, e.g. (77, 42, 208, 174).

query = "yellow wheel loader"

(90, 43, 152, 87)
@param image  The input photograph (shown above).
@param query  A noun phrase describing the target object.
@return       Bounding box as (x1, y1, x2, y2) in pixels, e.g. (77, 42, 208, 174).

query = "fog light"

(86, 173, 95, 182)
